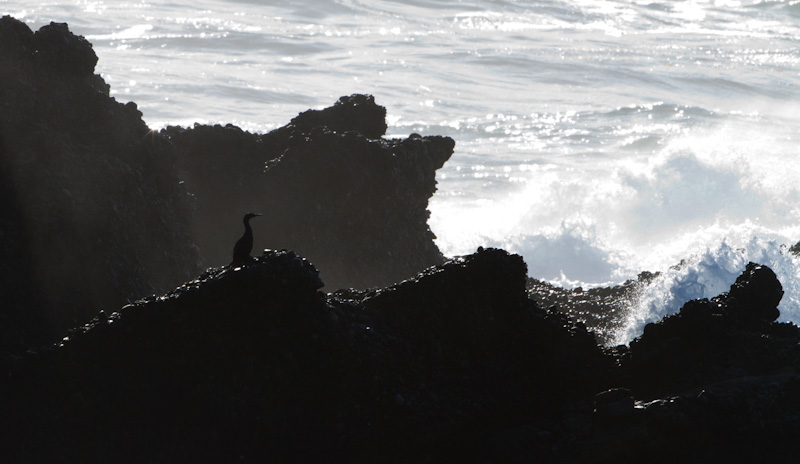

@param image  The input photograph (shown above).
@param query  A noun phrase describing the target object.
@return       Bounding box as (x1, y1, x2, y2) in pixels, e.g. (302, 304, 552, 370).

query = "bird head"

(244, 212, 262, 221)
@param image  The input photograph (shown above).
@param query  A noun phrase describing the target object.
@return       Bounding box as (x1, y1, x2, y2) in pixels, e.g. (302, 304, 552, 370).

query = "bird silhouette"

(231, 212, 261, 267)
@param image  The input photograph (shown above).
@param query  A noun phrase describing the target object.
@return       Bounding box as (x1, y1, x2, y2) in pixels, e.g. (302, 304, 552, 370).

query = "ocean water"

(4, 0, 800, 343)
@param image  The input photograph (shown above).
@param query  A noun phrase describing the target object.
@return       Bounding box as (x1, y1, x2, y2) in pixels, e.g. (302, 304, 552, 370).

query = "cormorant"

(231, 212, 261, 267)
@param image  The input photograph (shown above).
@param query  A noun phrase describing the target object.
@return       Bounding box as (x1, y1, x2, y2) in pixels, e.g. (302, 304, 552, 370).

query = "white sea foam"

(613, 236, 800, 345)
(431, 106, 800, 289)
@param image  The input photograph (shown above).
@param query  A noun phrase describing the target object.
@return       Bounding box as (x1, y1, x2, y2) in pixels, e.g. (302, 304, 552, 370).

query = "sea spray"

(432, 106, 800, 292)
(489, 221, 630, 288)
(614, 236, 800, 345)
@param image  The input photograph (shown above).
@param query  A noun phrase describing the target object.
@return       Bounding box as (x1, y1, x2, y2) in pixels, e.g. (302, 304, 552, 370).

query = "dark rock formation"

(0, 15, 451, 355)
(0, 16, 200, 354)
(593, 387, 635, 418)
(2, 233, 800, 462)
(527, 271, 657, 344)
(3, 15, 800, 463)
(728, 262, 783, 323)
(277, 92, 388, 139)
(163, 96, 453, 290)
(514, 262, 800, 462)
(624, 262, 798, 399)
(0, 247, 612, 463)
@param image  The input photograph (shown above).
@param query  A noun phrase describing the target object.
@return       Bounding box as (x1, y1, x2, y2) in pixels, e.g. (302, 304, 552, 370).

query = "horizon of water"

(3, 0, 800, 343)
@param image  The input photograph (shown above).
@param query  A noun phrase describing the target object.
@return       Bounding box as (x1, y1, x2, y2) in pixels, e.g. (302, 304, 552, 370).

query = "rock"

(286, 94, 388, 139)
(31, 21, 98, 76)
(527, 271, 657, 344)
(1, 15, 452, 354)
(594, 388, 634, 418)
(0, 247, 612, 463)
(0, 15, 34, 62)
(0, 16, 200, 354)
(625, 262, 800, 399)
(727, 262, 782, 324)
(4, 15, 800, 463)
(163, 97, 454, 290)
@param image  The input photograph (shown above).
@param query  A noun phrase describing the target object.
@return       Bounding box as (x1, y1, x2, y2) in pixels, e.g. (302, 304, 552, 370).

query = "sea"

(3, 0, 800, 344)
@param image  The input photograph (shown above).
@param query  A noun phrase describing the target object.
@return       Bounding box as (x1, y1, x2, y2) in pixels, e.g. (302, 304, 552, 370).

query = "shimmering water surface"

(4, 0, 800, 342)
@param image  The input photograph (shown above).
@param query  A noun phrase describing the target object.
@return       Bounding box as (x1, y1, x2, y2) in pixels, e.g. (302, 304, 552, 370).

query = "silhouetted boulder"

(593, 387, 634, 418)
(163, 97, 453, 289)
(283, 93, 388, 139)
(0, 15, 34, 61)
(31, 21, 98, 75)
(727, 262, 782, 324)
(0, 16, 200, 354)
(625, 262, 799, 399)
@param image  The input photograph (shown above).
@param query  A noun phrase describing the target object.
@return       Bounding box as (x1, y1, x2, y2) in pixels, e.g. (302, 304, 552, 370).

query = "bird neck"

(243, 217, 253, 236)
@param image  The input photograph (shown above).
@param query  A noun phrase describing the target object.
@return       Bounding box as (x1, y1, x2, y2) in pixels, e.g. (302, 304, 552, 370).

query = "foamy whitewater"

(4, 0, 800, 343)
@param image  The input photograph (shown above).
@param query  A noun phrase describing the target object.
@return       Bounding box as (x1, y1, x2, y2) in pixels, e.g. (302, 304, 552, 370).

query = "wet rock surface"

(163, 95, 453, 290)
(526, 271, 657, 344)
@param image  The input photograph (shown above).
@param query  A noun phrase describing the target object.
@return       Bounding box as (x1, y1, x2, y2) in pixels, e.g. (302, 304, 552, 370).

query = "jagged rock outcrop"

(273, 93, 388, 139)
(527, 271, 658, 344)
(0, 15, 452, 354)
(0, 247, 612, 463)
(163, 95, 454, 290)
(0, 16, 200, 354)
(623, 262, 798, 399)
(513, 262, 800, 462)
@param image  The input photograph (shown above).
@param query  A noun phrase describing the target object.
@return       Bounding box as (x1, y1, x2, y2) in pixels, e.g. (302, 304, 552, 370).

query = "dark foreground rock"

(3, 250, 800, 463)
(571, 262, 800, 462)
(163, 96, 453, 290)
(514, 262, 800, 462)
(0, 247, 612, 463)
(0, 17, 200, 354)
(623, 262, 797, 399)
